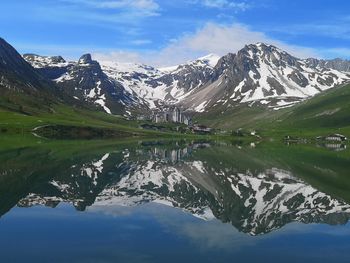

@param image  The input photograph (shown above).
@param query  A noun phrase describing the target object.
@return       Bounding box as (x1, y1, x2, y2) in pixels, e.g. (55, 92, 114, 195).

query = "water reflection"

(1, 140, 350, 236)
(318, 143, 347, 152)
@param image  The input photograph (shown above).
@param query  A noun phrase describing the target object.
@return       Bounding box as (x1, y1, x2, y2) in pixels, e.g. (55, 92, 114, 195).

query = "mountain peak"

(244, 42, 282, 53)
(255, 42, 273, 47)
(78, 54, 93, 64)
(196, 53, 221, 67)
(23, 54, 67, 67)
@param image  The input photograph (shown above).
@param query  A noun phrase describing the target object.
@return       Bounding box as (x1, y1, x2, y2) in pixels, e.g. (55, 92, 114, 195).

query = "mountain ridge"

(22, 41, 350, 117)
(1, 36, 350, 125)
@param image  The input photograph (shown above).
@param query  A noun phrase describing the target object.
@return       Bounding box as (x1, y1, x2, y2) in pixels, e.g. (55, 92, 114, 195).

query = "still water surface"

(1, 140, 350, 262)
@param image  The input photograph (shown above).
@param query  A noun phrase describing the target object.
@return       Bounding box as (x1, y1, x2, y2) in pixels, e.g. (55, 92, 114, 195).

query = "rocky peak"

(78, 54, 93, 64)
(22, 54, 67, 68)
(50, 55, 66, 64)
(238, 43, 299, 68)
(194, 53, 221, 68)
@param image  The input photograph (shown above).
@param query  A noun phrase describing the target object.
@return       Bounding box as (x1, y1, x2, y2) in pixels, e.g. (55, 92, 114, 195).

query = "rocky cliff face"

(98, 44, 350, 114)
(99, 54, 220, 109)
(0, 38, 78, 115)
(0, 38, 54, 94)
(180, 43, 350, 112)
(22, 42, 350, 115)
(23, 53, 139, 115)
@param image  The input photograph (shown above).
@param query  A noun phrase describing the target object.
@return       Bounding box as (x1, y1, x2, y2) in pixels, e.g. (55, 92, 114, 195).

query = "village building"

(191, 125, 212, 134)
(324, 143, 347, 152)
(152, 107, 192, 126)
(322, 134, 347, 142)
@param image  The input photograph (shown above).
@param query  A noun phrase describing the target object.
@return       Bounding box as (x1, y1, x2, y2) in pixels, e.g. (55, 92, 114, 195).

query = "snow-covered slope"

(98, 45, 350, 114)
(100, 61, 167, 109)
(23, 53, 69, 68)
(99, 53, 221, 109)
(180, 43, 350, 112)
(23, 44, 350, 115)
(23, 53, 138, 115)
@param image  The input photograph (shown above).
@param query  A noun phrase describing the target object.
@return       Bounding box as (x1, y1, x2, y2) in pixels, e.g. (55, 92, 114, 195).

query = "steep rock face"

(0, 38, 74, 115)
(99, 54, 220, 109)
(0, 38, 53, 93)
(158, 54, 220, 94)
(100, 61, 165, 109)
(21, 41, 350, 115)
(179, 43, 350, 112)
(99, 44, 350, 114)
(24, 53, 136, 114)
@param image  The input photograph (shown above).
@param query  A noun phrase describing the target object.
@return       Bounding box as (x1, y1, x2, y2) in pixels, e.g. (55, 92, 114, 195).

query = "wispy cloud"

(154, 23, 320, 65)
(188, 0, 250, 11)
(130, 39, 153, 45)
(60, 0, 160, 16)
(30, 0, 161, 35)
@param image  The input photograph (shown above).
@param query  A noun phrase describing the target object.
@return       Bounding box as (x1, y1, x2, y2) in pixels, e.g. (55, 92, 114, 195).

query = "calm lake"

(1, 139, 350, 263)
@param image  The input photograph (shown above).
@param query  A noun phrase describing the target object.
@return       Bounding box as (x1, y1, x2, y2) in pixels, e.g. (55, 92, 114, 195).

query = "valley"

(1, 37, 350, 141)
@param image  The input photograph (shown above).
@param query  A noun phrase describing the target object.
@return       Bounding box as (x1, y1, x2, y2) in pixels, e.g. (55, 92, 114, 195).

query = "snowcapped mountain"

(23, 53, 139, 115)
(23, 52, 221, 112)
(160, 54, 220, 73)
(23, 53, 68, 69)
(180, 43, 350, 112)
(100, 61, 166, 109)
(99, 53, 221, 109)
(22, 42, 350, 116)
(98, 44, 350, 114)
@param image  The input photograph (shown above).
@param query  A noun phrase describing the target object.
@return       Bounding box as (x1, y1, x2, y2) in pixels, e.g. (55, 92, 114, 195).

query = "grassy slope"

(195, 103, 278, 130)
(0, 101, 196, 138)
(2, 82, 350, 140)
(264, 83, 350, 138)
(197, 84, 350, 139)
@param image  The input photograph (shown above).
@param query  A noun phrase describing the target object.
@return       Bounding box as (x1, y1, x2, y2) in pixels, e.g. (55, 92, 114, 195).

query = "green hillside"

(197, 83, 350, 139)
(265, 83, 350, 138)
(0, 103, 178, 139)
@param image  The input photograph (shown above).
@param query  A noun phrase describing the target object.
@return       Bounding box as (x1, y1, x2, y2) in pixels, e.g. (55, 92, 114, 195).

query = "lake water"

(1, 139, 350, 263)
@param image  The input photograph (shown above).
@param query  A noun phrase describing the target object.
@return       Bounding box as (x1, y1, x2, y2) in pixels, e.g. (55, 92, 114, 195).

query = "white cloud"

(177, 23, 319, 57)
(204, 0, 249, 10)
(130, 39, 153, 45)
(96, 23, 321, 67)
(60, 0, 160, 16)
(189, 0, 250, 11)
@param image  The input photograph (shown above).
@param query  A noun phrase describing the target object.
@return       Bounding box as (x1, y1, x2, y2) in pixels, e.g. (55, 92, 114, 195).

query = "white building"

(153, 107, 192, 125)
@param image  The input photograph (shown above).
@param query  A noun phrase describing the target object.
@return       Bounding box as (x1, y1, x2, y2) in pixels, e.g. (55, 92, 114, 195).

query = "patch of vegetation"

(197, 84, 350, 140)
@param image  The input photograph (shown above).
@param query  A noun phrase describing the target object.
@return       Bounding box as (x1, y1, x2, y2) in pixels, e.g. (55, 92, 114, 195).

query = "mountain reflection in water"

(1, 140, 350, 237)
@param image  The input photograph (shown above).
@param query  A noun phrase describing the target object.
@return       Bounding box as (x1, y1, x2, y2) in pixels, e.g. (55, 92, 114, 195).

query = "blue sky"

(1, 0, 350, 66)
